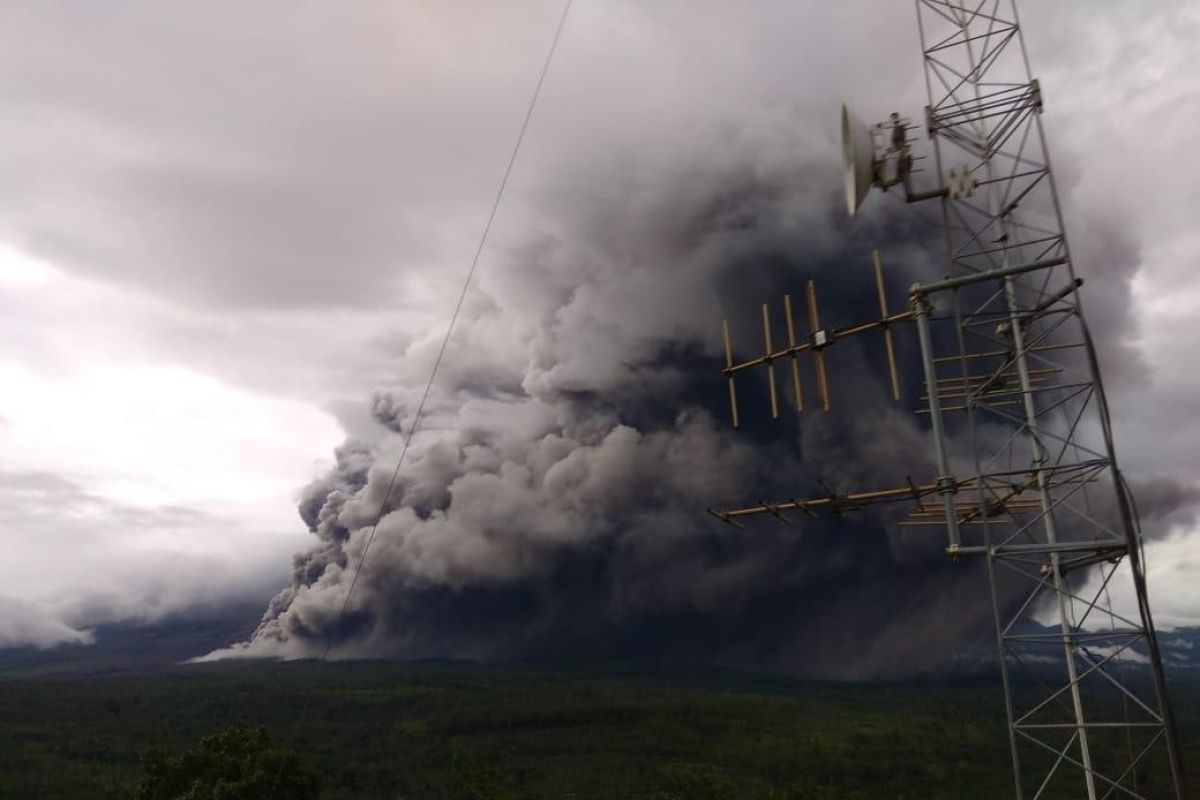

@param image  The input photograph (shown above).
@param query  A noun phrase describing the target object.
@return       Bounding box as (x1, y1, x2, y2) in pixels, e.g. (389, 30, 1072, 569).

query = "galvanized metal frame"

(710, 2, 1186, 798)
(912, 2, 1184, 797)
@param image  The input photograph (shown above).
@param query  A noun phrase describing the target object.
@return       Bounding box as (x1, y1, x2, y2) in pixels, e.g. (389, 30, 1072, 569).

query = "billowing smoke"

(209, 130, 1193, 678)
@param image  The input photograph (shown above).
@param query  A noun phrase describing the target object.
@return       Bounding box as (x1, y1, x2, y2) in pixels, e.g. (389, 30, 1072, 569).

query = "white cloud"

(0, 246, 343, 646)
(1070, 525, 1200, 634)
(0, 359, 339, 511)
(0, 596, 93, 650)
(0, 243, 56, 287)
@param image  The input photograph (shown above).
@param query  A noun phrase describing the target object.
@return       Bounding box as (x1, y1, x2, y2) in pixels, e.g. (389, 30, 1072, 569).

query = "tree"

(132, 722, 321, 800)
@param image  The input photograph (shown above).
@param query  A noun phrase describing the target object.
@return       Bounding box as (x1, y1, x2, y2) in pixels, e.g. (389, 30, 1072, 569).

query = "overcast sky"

(0, 1, 1197, 655)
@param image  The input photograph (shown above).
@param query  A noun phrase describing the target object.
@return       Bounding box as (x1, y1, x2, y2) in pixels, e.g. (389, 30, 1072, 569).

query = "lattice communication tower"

(710, 3, 1187, 798)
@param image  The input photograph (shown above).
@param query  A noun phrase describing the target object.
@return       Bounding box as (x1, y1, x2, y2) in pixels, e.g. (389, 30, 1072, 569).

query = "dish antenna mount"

(841, 103, 959, 216)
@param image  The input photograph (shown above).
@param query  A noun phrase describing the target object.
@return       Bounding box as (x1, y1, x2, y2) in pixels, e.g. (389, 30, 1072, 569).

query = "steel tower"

(710, 2, 1187, 797)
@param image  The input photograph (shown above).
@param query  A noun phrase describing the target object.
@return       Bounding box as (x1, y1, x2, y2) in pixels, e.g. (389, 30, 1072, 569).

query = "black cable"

(265, 2, 573, 795)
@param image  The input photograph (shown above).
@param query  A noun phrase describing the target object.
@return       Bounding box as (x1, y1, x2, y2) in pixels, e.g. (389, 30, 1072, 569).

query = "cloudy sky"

(0, 1, 1196, 669)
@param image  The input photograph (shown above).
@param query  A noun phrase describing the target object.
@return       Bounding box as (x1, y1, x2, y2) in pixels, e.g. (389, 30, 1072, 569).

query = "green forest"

(1, 661, 1196, 799)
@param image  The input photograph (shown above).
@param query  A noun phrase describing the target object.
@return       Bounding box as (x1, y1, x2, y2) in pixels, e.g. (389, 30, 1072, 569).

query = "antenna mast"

(712, 2, 1187, 797)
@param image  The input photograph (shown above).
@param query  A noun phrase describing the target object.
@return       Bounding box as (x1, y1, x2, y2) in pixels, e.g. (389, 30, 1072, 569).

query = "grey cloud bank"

(0, 469, 297, 649)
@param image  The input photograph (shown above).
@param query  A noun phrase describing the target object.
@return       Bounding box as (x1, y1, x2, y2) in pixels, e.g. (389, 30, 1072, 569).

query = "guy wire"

(266, 2, 573, 795)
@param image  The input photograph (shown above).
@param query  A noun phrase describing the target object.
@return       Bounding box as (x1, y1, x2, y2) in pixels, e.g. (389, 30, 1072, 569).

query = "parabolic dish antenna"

(841, 103, 875, 217)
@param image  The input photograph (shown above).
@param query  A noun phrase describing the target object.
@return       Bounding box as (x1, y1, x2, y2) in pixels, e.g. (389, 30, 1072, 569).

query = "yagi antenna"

(761, 303, 779, 419)
(805, 279, 832, 413)
(719, 252, 910, 423)
(872, 250, 901, 401)
(783, 294, 804, 412)
(721, 318, 739, 428)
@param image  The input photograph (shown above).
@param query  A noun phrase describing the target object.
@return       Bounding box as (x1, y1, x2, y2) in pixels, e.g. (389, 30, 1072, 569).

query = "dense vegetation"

(131, 722, 321, 800)
(0, 661, 1196, 799)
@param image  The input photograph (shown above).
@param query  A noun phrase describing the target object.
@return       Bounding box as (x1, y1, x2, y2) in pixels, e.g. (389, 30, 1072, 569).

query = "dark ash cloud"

(209, 80, 1200, 674)
(207, 137, 1032, 678)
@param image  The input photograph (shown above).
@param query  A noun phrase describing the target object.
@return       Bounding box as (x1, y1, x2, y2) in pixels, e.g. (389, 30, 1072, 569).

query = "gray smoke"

(209, 128, 1188, 678)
